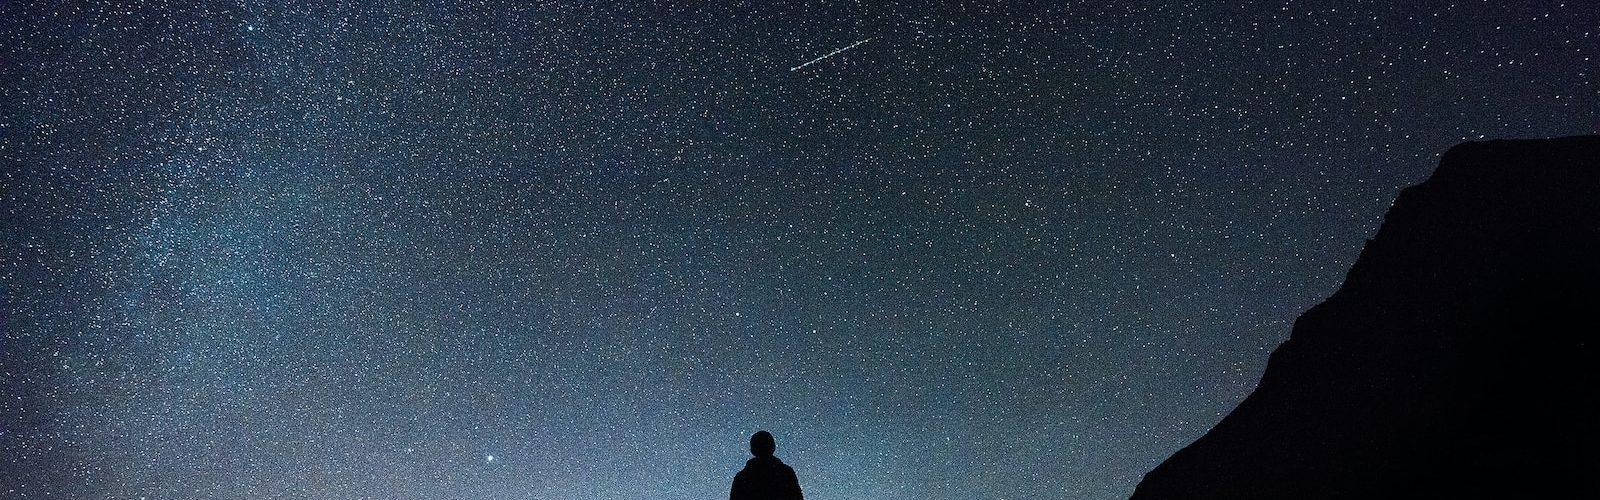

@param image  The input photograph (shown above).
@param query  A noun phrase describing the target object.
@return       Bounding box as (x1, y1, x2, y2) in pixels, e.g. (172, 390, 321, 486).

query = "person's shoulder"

(734, 463, 755, 477)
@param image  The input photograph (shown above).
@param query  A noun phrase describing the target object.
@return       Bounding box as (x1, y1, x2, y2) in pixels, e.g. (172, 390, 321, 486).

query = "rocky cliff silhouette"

(1130, 136, 1600, 499)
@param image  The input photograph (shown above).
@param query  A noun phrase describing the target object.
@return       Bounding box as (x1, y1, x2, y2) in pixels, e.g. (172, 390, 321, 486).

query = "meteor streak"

(790, 38, 872, 71)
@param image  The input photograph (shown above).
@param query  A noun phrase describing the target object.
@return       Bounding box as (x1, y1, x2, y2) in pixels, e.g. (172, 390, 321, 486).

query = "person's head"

(749, 431, 776, 457)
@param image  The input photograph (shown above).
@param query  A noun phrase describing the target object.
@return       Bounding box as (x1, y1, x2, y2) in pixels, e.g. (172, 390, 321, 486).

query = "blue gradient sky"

(4, 1, 1597, 498)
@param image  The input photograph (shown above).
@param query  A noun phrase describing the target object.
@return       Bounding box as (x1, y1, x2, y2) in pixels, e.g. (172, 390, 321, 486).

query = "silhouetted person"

(730, 431, 803, 500)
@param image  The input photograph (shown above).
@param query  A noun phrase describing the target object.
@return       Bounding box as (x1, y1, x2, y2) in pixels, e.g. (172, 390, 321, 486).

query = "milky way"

(3, 1, 1597, 498)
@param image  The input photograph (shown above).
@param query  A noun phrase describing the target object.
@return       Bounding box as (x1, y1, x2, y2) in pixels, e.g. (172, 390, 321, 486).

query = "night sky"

(3, 1, 1596, 498)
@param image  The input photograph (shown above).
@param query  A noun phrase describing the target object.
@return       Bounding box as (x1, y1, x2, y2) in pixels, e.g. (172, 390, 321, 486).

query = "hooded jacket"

(729, 455, 803, 500)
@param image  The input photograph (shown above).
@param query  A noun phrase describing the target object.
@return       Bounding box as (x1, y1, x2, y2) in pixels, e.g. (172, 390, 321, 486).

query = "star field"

(3, 1, 1597, 498)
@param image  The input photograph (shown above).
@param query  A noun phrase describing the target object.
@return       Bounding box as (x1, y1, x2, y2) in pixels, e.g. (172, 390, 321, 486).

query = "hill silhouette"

(1130, 136, 1600, 499)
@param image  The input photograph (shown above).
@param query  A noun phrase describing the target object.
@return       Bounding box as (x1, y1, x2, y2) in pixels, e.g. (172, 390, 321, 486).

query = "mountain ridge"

(1130, 136, 1600, 499)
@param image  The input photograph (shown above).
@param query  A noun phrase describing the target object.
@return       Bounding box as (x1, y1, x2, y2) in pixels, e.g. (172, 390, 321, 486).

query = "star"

(3, 2, 1593, 499)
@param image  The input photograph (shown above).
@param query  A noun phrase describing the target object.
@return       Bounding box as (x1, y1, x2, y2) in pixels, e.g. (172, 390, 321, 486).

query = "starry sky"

(2, 1, 1596, 498)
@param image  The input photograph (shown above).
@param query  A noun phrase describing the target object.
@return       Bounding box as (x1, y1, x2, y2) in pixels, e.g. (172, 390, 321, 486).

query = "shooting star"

(790, 38, 873, 71)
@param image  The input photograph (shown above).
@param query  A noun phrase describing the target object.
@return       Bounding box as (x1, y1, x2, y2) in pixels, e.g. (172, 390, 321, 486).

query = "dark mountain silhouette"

(1130, 136, 1600, 499)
